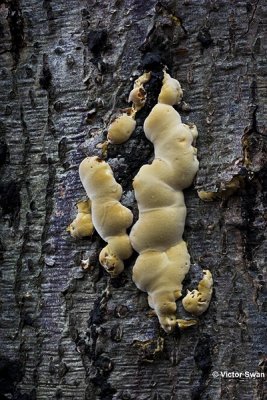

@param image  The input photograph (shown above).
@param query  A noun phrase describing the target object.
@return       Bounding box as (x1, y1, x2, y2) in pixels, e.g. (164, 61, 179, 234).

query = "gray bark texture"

(0, 0, 266, 399)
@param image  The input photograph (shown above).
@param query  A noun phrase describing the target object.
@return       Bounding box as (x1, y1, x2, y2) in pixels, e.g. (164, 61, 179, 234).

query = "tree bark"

(0, 1, 266, 399)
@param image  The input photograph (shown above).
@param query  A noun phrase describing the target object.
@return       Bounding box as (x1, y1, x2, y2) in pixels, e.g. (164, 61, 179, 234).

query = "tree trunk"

(0, 1, 266, 399)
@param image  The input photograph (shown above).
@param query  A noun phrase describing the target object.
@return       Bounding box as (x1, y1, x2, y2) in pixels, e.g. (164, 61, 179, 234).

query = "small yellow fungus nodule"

(197, 190, 218, 202)
(67, 199, 93, 239)
(107, 113, 136, 144)
(182, 270, 213, 316)
(128, 86, 146, 110)
(158, 71, 183, 106)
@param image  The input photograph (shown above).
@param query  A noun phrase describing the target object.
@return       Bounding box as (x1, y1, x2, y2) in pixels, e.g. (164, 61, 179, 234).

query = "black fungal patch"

(20, 311, 35, 328)
(110, 324, 123, 342)
(43, 0, 54, 19)
(182, 264, 204, 296)
(0, 181, 21, 217)
(89, 290, 110, 326)
(75, 336, 91, 357)
(191, 334, 213, 400)
(43, 0, 56, 34)
(140, 51, 164, 72)
(117, 390, 132, 400)
(240, 167, 267, 270)
(194, 335, 213, 372)
(87, 30, 108, 57)
(94, 354, 114, 373)
(0, 238, 5, 264)
(89, 299, 105, 325)
(13, 389, 36, 400)
(142, 70, 164, 114)
(39, 56, 52, 90)
(139, 29, 172, 68)
(39, 67, 52, 90)
(7, 0, 25, 66)
(114, 304, 129, 319)
(89, 353, 116, 397)
(89, 352, 116, 399)
(0, 21, 4, 37)
(139, 6, 186, 68)
(0, 140, 9, 167)
(58, 137, 68, 168)
(240, 117, 267, 270)
(54, 388, 63, 399)
(107, 138, 153, 187)
(133, 337, 165, 364)
(0, 357, 23, 397)
(90, 378, 117, 400)
(197, 28, 213, 49)
(109, 271, 128, 289)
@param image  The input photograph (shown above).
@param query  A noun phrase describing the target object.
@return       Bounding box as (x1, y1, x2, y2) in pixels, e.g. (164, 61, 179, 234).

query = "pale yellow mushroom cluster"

(78, 156, 133, 277)
(107, 72, 151, 144)
(68, 70, 213, 333)
(130, 73, 213, 332)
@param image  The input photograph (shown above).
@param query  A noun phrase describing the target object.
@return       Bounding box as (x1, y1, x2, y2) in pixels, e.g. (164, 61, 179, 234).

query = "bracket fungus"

(129, 72, 213, 332)
(78, 156, 133, 277)
(67, 199, 93, 239)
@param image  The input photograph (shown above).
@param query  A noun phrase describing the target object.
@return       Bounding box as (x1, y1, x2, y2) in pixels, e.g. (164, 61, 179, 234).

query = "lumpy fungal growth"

(128, 71, 151, 111)
(182, 270, 213, 315)
(107, 109, 136, 144)
(79, 156, 133, 276)
(107, 72, 151, 144)
(69, 69, 213, 333)
(158, 70, 183, 106)
(197, 190, 218, 202)
(130, 73, 212, 332)
(67, 199, 93, 239)
(197, 176, 244, 202)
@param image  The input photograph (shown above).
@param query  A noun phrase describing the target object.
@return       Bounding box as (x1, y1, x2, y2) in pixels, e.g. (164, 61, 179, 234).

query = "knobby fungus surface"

(67, 199, 93, 239)
(130, 72, 213, 332)
(107, 72, 151, 144)
(68, 71, 213, 333)
(79, 156, 133, 277)
(182, 270, 213, 316)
